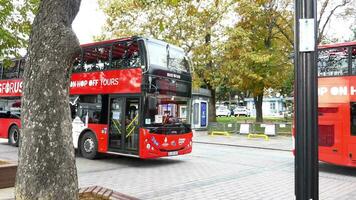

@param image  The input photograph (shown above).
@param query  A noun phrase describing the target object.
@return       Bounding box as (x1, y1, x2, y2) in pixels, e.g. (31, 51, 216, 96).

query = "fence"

(208, 122, 292, 136)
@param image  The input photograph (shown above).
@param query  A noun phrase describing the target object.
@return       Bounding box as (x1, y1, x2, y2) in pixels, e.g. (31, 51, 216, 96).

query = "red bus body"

(296, 41, 356, 167)
(0, 37, 193, 159)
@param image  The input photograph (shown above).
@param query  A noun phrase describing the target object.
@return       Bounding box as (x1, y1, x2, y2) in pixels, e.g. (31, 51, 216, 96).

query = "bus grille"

(318, 125, 334, 147)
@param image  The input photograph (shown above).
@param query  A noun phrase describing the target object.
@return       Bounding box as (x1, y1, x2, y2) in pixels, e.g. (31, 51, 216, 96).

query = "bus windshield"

(146, 41, 190, 72)
(144, 95, 190, 127)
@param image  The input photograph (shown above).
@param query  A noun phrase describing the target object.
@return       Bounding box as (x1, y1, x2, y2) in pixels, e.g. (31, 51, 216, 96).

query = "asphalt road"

(1, 139, 356, 199)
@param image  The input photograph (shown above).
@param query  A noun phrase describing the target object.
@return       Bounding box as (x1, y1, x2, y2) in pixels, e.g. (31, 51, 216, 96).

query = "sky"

(72, 0, 106, 44)
(72, 1, 354, 45)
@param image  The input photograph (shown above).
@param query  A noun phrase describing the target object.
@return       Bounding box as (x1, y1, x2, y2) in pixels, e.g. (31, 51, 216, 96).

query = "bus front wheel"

(8, 125, 20, 147)
(80, 131, 98, 159)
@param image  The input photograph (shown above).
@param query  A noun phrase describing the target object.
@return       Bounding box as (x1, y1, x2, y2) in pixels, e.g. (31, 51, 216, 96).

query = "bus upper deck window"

(2, 60, 20, 79)
(82, 46, 110, 72)
(318, 48, 349, 77)
(111, 42, 141, 69)
(19, 59, 25, 78)
(72, 53, 83, 73)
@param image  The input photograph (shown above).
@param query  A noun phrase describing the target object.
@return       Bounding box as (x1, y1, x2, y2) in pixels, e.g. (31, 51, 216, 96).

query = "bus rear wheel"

(8, 125, 20, 147)
(80, 131, 98, 159)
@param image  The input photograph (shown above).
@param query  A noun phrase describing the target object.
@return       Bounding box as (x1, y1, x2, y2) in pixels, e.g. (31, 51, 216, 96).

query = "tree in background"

(317, 0, 356, 44)
(15, 0, 81, 199)
(97, 0, 353, 122)
(222, 0, 294, 122)
(97, 0, 236, 122)
(0, 0, 39, 58)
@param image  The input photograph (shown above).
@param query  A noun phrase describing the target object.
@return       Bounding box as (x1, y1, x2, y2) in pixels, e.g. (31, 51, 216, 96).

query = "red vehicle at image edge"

(0, 36, 193, 159)
(293, 41, 356, 167)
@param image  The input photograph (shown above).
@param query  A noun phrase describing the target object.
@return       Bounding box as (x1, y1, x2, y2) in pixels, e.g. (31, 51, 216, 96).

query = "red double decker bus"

(0, 36, 193, 159)
(316, 41, 356, 167)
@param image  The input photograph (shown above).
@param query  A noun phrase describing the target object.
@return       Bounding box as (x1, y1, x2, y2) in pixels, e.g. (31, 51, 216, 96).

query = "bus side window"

(351, 103, 356, 136)
(75, 95, 108, 124)
(19, 59, 25, 78)
(72, 53, 83, 73)
(318, 48, 349, 76)
(3, 60, 20, 79)
(82, 46, 110, 72)
(111, 42, 140, 69)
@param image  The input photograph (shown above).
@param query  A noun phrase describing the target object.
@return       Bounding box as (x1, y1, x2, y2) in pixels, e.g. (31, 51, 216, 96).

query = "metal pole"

(294, 0, 318, 199)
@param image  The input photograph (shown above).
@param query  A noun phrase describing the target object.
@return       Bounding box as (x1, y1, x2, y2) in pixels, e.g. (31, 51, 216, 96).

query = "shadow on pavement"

(76, 150, 185, 168)
(319, 162, 356, 176)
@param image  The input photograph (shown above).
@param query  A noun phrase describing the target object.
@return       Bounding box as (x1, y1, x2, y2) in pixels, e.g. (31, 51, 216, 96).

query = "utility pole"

(294, 0, 319, 199)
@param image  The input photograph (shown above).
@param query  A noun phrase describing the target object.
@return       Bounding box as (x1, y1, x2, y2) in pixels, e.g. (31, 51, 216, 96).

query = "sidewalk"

(0, 187, 14, 200)
(193, 130, 292, 151)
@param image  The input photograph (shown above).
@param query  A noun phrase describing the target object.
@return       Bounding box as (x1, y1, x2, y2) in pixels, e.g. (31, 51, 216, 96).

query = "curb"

(193, 141, 291, 152)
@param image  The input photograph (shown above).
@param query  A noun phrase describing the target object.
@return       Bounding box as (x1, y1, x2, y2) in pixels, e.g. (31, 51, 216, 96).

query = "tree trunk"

(207, 83, 217, 122)
(15, 0, 81, 199)
(254, 94, 263, 122)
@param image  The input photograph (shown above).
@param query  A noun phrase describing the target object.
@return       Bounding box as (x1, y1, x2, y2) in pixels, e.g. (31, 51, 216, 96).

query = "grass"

(216, 116, 292, 123)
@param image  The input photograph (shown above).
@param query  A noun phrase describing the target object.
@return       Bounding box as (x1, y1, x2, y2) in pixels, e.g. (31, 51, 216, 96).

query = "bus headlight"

(146, 143, 151, 150)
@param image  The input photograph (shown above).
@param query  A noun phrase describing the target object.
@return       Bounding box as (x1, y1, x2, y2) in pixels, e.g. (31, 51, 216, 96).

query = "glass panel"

(111, 41, 141, 69)
(3, 60, 19, 79)
(168, 47, 189, 72)
(352, 47, 356, 74)
(19, 59, 25, 78)
(193, 103, 199, 125)
(146, 42, 167, 68)
(109, 98, 122, 149)
(125, 98, 139, 151)
(318, 47, 349, 76)
(144, 95, 191, 126)
(72, 53, 83, 73)
(82, 46, 110, 72)
(146, 41, 190, 72)
(351, 103, 356, 136)
(73, 95, 108, 124)
(0, 97, 21, 115)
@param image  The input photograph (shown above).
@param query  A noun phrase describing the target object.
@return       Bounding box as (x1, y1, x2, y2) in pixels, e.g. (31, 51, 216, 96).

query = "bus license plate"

(168, 151, 178, 156)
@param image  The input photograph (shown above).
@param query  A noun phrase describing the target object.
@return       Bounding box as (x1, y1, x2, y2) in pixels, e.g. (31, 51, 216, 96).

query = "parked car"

(216, 106, 231, 117)
(233, 106, 250, 117)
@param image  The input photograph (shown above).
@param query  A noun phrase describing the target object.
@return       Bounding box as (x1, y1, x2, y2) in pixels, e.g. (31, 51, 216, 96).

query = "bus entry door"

(108, 97, 124, 150)
(124, 98, 139, 152)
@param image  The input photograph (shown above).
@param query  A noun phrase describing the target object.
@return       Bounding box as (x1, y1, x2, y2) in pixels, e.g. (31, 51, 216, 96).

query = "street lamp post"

(294, 0, 319, 200)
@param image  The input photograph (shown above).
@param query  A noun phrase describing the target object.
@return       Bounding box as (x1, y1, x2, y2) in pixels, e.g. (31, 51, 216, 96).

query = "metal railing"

(208, 122, 292, 136)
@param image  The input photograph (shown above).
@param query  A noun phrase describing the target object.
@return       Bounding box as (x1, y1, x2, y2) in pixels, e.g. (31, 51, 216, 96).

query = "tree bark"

(204, 32, 217, 122)
(207, 83, 217, 122)
(15, 0, 81, 199)
(254, 94, 263, 122)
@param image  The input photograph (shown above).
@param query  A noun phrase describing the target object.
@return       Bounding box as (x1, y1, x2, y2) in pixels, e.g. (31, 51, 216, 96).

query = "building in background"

(245, 97, 293, 117)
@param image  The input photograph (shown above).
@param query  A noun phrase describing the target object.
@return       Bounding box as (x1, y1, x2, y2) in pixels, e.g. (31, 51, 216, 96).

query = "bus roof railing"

(319, 41, 356, 49)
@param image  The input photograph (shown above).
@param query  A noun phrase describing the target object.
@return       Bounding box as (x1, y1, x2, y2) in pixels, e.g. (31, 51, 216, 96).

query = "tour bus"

(315, 41, 356, 167)
(0, 36, 193, 159)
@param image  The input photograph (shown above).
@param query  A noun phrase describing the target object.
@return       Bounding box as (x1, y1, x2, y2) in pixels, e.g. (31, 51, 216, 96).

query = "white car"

(233, 106, 250, 117)
(216, 107, 231, 117)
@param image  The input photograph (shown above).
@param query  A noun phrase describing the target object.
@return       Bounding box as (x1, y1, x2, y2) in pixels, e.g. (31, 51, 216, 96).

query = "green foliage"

(0, 0, 39, 58)
(222, 0, 293, 97)
(97, 0, 235, 89)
